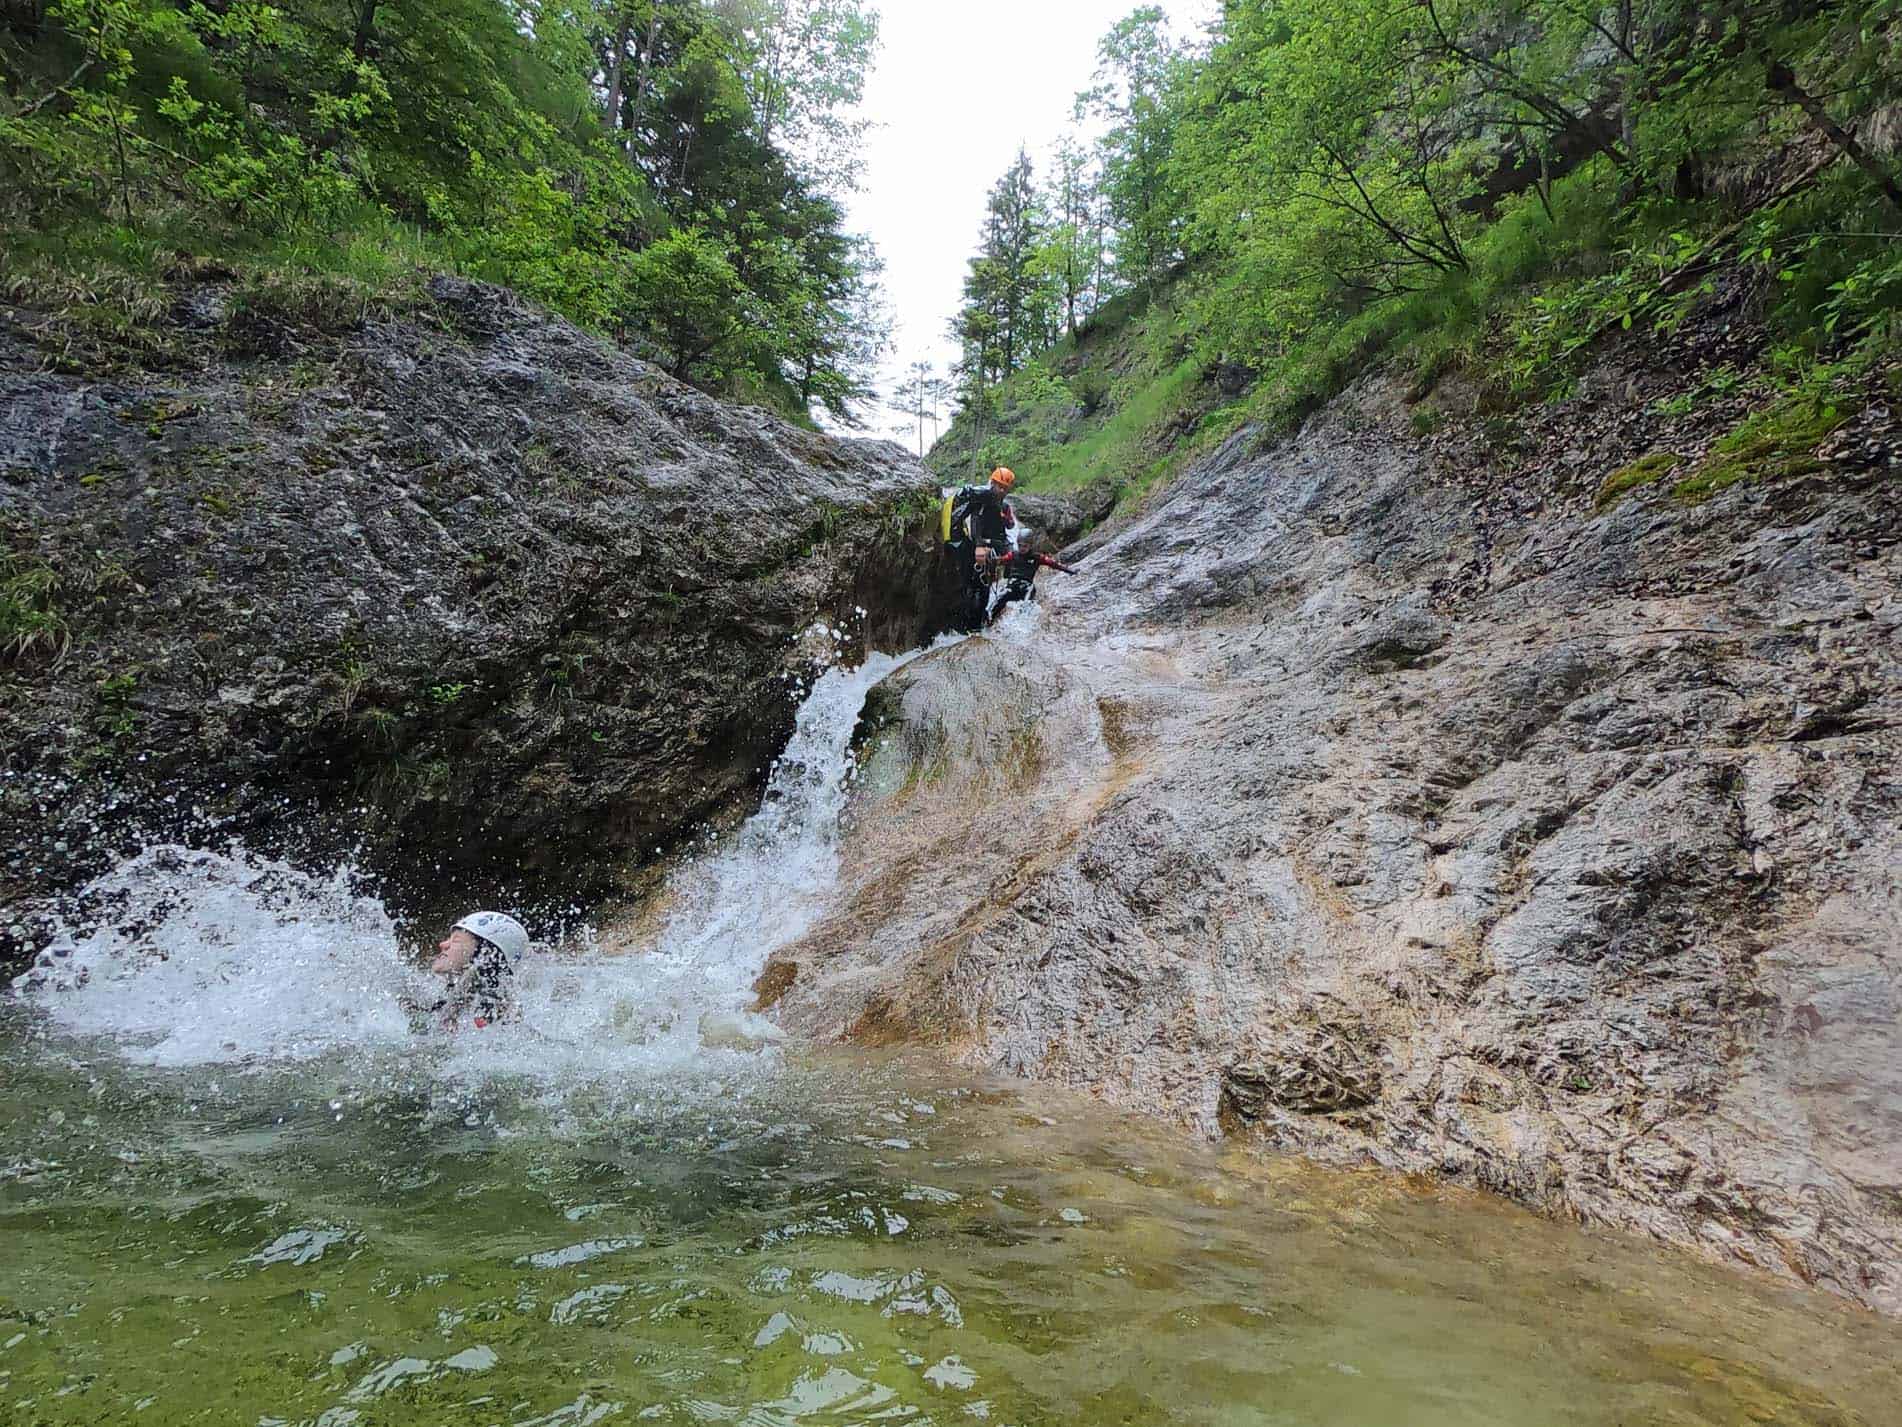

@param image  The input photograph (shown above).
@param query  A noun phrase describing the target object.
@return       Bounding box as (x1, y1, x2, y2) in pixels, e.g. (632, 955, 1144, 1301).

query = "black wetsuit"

(948, 485, 1012, 632)
(989, 550, 1072, 624)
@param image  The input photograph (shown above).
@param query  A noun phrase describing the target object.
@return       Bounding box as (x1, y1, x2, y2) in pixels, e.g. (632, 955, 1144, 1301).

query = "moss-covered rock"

(1673, 392, 1857, 501)
(1595, 450, 1683, 509)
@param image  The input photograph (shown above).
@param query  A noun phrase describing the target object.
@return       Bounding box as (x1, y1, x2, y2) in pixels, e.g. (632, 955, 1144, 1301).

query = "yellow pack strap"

(939, 492, 955, 544)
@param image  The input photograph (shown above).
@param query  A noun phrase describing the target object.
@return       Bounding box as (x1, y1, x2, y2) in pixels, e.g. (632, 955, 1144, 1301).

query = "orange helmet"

(988, 466, 1016, 490)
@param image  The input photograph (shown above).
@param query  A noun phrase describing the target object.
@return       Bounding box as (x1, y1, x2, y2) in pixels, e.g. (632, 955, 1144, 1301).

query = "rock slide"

(763, 377, 1902, 1313)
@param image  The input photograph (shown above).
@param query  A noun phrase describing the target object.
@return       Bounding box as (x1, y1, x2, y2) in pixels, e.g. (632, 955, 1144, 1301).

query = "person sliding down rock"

(416, 911, 528, 1031)
(988, 541, 1077, 624)
(945, 466, 1016, 633)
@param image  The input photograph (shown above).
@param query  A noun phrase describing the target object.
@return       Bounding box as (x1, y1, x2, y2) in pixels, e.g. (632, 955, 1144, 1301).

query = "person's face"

(432, 928, 479, 975)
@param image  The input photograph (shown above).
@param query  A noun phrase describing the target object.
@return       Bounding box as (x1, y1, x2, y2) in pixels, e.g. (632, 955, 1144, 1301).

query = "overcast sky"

(842, 0, 1219, 451)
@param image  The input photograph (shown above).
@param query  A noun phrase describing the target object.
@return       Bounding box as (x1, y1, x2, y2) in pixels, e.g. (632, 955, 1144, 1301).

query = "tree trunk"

(604, 14, 632, 138)
(756, 23, 784, 152)
(351, 0, 379, 63)
(1764, 58, 1902, 217)
(627, 11, 663, 143)
(331, 0, 379, 112)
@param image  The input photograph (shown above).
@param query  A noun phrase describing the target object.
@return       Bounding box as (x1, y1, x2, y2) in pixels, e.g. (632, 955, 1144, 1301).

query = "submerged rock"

(0, 275, 952, 955)
(766, 373, 1902, 1313)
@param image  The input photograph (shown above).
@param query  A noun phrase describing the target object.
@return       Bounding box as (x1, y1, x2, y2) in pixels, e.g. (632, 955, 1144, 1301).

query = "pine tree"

(952, 147, 1057, 403)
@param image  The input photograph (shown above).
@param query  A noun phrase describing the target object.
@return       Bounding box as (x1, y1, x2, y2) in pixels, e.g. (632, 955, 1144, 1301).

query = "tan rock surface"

(767, 387, 1902, 1312)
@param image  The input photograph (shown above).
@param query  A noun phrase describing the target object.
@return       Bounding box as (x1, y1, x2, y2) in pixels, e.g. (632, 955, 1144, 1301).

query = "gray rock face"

(0, 275, 948, 954)
(764, 380, 1902, 1312)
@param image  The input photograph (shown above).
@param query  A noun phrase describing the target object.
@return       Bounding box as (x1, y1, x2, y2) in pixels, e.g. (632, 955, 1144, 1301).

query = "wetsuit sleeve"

(948, 488, 977, 543)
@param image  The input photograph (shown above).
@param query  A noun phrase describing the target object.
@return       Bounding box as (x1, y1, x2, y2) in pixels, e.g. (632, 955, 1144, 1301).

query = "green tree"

(1076, 5, 1192, 290)
(1, 0, 893, 425)
(952, 147, 1054, 398)
(626, 226, 750, 379)
(1041, 134, 1109, 341)
(728, 0, 878, 194)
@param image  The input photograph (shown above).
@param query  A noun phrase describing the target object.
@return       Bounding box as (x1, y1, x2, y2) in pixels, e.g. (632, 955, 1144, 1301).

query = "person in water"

(422, 910, 529, 1030)
(947, 466, 1017, 632)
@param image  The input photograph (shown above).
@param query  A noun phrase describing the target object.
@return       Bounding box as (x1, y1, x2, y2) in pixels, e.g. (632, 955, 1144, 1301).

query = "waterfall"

(9, 638, 944, 1085)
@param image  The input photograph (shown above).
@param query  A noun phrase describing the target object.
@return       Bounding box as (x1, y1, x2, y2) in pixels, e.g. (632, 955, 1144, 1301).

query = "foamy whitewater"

(9, 638, 947, 1090)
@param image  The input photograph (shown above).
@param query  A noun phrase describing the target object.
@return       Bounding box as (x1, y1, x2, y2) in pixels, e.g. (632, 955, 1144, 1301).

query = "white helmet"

(453, 911, 529, 964)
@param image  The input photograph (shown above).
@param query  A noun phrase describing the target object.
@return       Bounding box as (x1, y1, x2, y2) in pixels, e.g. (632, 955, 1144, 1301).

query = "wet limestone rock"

(1220, 1019, 1385, 1125)
(767, 373, 1902, 1313)
(0, 274, 951, 958)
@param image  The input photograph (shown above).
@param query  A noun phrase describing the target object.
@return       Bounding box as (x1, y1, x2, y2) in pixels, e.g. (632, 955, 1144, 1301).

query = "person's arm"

(1037, 554, 1078, 573)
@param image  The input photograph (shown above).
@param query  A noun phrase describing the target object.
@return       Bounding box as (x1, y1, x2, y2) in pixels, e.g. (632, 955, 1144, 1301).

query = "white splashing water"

(12, 845, 415, 1066)
(986, 594, 1044, 644)
(11, 641, 943, 1085)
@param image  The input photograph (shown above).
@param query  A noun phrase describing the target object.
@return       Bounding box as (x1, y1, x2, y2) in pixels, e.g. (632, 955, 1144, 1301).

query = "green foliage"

(0, 0, 887, 425)
(626, 227, 750, 380)
(94, 667, 139, 737)
(447, 152, 647, 337)
(727, 0, 879, 196)
(1077, 6, 1192, 292)
(941, 0, 1901, 508)
(959, 344, 1204, 501)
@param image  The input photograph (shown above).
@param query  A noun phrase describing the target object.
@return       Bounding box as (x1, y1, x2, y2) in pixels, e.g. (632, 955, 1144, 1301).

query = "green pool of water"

(2, 1019, 1896, 1427)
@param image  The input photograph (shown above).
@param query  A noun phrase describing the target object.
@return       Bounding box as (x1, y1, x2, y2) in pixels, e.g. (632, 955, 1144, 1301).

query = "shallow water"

(4, 636, 1899, 1425)
(3, 1035, 1899, 1427)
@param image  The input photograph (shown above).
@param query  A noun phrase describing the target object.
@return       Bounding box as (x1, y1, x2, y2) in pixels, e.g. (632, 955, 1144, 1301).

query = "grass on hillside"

(3, 205, 448, 299)
(0, 210, 834, 425)
(0, 207, 450, 369)
(945, 159, 1901, 517)
(0, 555, 67, 666)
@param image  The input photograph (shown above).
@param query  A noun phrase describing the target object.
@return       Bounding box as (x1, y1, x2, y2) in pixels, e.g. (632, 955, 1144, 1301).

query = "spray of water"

(10, 845, 414, 1066)
(10, 638, 947, 1091)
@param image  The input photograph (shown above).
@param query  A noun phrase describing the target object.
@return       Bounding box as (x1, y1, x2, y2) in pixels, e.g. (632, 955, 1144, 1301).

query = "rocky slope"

(763, 361, 1902, 1311)
(0, 273, 950, 961)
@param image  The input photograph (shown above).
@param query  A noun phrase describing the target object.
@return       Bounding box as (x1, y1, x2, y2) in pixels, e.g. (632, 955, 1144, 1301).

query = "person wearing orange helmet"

(947, 467, 1017, 632)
